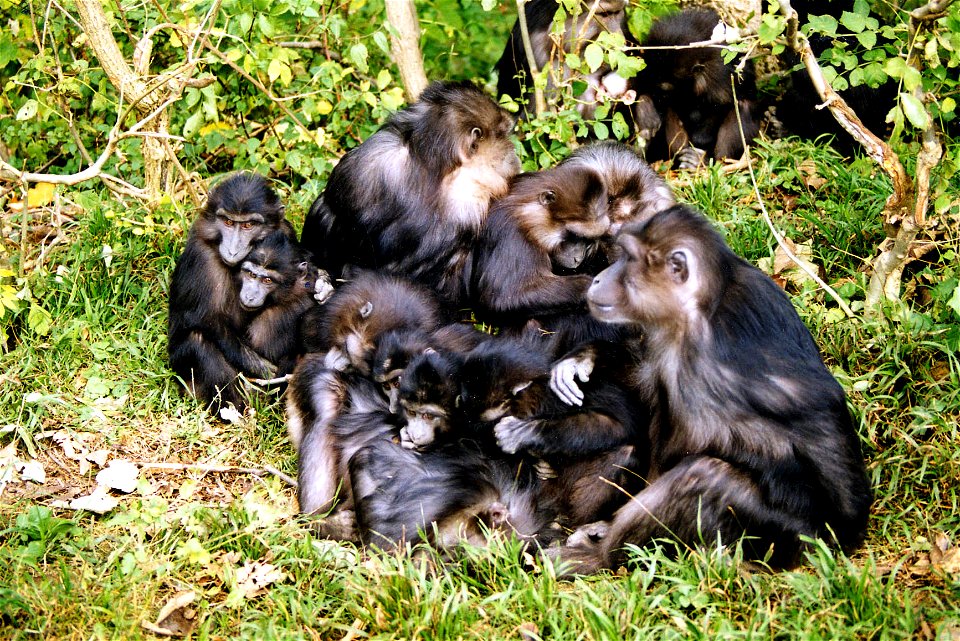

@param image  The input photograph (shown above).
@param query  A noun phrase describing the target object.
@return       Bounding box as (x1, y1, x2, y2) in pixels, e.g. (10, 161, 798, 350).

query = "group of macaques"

(166, 2, 873, 575)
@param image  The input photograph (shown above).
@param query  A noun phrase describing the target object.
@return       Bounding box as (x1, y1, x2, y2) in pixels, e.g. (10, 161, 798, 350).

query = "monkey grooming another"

(553, 205, 872, 573)
(471, 163, 610, 333)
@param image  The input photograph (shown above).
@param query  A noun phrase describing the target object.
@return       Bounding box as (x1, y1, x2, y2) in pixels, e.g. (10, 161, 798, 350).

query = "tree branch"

(517, 0, 547, 116)
(384, 0, 428, 102)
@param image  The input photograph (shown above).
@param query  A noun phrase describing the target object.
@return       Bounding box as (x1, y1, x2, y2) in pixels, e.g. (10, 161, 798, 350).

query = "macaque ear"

(423, 347, 437, 355)
(538, 190, 556, 206)
(667, 249, 690, 284)
(511, 380, 532, 395)
(359, 301, 374, 318)
(469, 126, 484, 153)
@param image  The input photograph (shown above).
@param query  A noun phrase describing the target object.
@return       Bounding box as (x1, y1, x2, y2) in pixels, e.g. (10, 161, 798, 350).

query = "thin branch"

(575, 0, 604, 50)
(0, 127, 121, 185)
(135, 461, 297, 487)
(202, 42, 315, 141)
(733, 80, 856, 319)
(517, 0, 546, 115)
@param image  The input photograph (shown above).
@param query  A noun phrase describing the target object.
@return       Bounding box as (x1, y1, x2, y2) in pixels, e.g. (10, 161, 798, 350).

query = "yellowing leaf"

(176, 538, 212, 565)
(267, 58, 291, 85)
(198, 121, 230, 136)
(316, 99, 333, 115)
(27, 182, 56, 207)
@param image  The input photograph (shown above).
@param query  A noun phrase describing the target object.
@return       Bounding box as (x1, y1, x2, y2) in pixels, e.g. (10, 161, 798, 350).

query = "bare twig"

(774, 0, 950, 310)
(135, 461, 298, 487)
(575, 0, 604, 49)
(0, 120, 122, 184)
(732, 82, 856, 319)
(202, 42, 315, 141)
(249, 375, 293, 386)
(277, 40, 325, 49)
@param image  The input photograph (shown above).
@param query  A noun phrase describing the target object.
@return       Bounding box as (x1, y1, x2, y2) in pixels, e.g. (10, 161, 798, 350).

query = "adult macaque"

(554, 205, 872, 572)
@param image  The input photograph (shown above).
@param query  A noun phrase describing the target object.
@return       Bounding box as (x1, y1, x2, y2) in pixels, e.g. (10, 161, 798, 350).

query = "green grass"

(1, 141, 959, 640)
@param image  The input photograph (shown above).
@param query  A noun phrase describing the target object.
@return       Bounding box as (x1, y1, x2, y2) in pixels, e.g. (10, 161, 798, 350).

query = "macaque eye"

(241, 221, 254, 230)
(263, 277, 273, 285)
(223, 218, 235, 227)
(421, 412, 431, 421)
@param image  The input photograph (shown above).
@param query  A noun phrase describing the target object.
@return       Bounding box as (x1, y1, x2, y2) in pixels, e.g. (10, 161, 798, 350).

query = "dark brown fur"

(554, 205, 872, 573)
(301, 81, 519, 309)
(633, 9, 760, 167)
(471, 164, 610, 329)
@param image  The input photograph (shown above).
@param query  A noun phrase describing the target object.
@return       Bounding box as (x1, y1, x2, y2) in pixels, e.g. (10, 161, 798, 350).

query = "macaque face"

(587, 221, 697, 327)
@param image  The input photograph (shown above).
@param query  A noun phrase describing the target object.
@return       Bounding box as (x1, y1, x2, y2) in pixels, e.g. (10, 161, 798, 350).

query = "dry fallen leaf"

(87, 449, 111, 467)
(96, 459, 140, 493)
(218, 405, 243, 424)
(44, 429, 93, 474)
(930, 533, 960, 577)
(64, 485, 120, 514)
(517, 622, 540, 641)
(798, 160, 828, 190)
(141, 591, 198, 638)
(234, 561, 285, 599)
(765, 238, 823, 289)
(18, 459, 46, 484)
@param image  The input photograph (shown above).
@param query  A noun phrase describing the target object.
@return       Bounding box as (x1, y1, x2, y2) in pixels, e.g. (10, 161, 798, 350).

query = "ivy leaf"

(583, 43, 604, 73)
(267, 58, 291, 85)
(840, 11, 867, 33)
(350, 43, 369, 73)
(592, 121, 609, 140)
(611, 112, 629, 140)
(372, 31, 390, 55)
(856, 30, 876, 49)
(947, 282, 960, 318)
(902, 66, 922, 92)
(257, 14, 275, 38)
(807, 15, 838, 35)
(899, 92, 930, 129)
(183, 110, 203, 138)
(27, 304, 51, 336)
(380, 87, 405, 111)
(883, 56, 908, 78)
